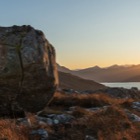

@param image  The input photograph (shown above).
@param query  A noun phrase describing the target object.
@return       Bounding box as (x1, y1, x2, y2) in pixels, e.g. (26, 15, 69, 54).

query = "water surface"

(102, 82, 140, 89)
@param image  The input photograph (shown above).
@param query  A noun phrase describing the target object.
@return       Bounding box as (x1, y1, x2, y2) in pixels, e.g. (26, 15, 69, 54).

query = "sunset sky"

(1, 0, 140, 69)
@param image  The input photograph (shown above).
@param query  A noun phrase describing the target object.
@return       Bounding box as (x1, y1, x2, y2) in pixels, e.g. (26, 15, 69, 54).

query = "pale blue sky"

(1, 0, 140, 69)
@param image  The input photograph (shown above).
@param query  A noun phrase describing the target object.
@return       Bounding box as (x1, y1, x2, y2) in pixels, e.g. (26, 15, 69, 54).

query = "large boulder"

(0, 25, 58, 115)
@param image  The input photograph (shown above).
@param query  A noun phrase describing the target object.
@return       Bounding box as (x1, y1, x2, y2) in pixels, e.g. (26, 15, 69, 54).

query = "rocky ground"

(1, 89, 140, 140)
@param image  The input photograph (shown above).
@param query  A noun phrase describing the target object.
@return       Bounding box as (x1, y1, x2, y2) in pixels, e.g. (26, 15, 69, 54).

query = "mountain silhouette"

(58, 64, 140, 82)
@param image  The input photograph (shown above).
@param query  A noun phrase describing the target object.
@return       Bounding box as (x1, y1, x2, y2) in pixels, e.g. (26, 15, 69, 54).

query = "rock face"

(0, 25, 58, 115)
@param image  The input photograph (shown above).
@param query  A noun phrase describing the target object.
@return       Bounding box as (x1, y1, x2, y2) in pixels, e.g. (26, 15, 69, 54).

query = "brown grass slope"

(58, 71, 105, 91)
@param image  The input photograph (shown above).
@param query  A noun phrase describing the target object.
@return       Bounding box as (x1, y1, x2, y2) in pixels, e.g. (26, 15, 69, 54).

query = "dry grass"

(0, 119, 29, 140)
(0, 114, 53, 140)
(48, 92, 140, 140)
(53, 106, 140, 140)
(50, 92, 134, 108)
(0, 92, 139, 140)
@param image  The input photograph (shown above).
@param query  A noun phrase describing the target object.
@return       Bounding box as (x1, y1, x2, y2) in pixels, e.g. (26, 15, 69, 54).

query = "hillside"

(124, 75, 140, 82)
(58, 71, 105, 91)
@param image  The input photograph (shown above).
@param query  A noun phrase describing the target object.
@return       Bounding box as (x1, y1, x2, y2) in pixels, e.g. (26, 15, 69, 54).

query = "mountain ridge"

(58, 64, 140, 82)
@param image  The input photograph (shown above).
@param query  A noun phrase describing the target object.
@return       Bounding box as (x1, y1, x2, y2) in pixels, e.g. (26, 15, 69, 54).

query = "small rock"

(127, 113, 140, 122)
(53, 114, 75, 124)
(53, 119, 59, 124)
(36, 116, 53, 125)
(86, 106, 108, 112)
(30, 129, 48, 140)
(38, 121, 47, 126)
(132, 102, 140, 111)
(17, 118, 30, 126)
(125, 109, 140, 122)
(47, 114, 56, 118)
(85, 135, 96, 140)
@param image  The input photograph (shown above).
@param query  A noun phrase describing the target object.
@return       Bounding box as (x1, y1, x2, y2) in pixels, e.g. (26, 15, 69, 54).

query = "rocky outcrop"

(87, 87, 140, 99)
(0, 25, 58, 115)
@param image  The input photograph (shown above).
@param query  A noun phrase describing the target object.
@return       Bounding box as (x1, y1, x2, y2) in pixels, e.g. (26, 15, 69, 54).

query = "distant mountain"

(58, 64, 140, 82)
(73, 64, 140, 82)
(58, 71, 105, 91)
(57, 64, 71, 73)
(77, 65, 101, 72)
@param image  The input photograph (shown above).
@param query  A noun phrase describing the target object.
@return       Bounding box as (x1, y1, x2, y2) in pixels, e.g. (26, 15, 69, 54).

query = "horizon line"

(58, 63, 140, 70)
